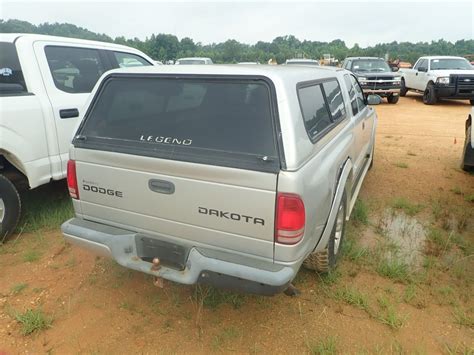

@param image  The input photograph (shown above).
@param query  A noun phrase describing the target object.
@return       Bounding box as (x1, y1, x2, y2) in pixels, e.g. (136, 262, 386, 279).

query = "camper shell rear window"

(74, 74, 281, 173)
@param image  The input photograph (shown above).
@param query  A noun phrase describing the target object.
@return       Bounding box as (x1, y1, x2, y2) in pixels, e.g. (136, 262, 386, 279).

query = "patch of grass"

(352, 199, 369, 225)
(14, 308, 52, 335)
(22, 249, 41, 262)
(11, 283, 28, 295)
(306, 336, 337, 355)
(407, 151, 417, 156)
(453, 307, 474, 328)
(342, 237, 369, 264)
(450, 186, 462, 195)
(318, 270, 341, 286)
(402, 284, 416, 303)
(426, 228, 451, 256)
(391, 197, 424, 216)
(376, 259, 410, 283)
(194, 285, 245, 310)
(376, 296, 406, 330)
(464, 193, 474, 203)
(212, 327, 241, 350)
(394, 162, 409, 169)
(334, 287, 370, 312)
(119, 301, 136, 312)
(16, 182, 73, 233)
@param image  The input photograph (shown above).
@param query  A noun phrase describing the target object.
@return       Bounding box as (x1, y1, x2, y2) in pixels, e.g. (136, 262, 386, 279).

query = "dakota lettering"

(198, 207, 264, 226)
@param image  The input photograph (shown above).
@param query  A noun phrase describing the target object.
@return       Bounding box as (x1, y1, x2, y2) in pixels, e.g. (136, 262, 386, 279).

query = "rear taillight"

(275, 193, 305, 244)
(67, 160, 79, 199)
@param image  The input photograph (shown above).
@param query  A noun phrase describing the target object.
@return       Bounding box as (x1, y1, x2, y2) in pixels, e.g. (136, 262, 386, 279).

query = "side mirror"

(391, 66, 399, 72)
(366, 94, 382, 105)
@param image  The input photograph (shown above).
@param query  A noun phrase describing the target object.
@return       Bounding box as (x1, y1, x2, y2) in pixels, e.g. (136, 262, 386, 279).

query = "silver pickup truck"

(61, 65, 379, 295)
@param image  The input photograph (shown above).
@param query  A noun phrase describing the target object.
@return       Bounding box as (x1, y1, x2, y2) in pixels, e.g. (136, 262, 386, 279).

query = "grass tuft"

(11, 283, 28, 295)
(334, 287, 370, 312)
(352, 199, 369, 225)
(376, 296, 406, 330)
(22, 250, 41, 263)
(16, 182, 73, 233)
(307, 336, 337, 355)
(15, 308, 52, 335)
(194, 285, 245, 310)
(376, 259, 410, 283)
(391, 197, 424, 216)
(394, 162, 408, 169)
(453, 307, 474, 328)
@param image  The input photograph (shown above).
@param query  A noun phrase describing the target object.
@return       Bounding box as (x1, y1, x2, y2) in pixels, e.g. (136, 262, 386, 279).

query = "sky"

(0, 0, 473, 47)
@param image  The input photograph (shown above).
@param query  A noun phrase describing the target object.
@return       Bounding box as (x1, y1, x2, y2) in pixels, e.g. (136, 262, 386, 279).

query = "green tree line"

(1, 19, 473, 64)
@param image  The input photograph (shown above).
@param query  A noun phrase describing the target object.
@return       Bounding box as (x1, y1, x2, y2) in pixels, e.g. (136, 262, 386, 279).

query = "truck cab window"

(298, 84, 332, 141)
(0, 42, 27, 94)
(45, 46, 106, 93)
(113, 52, 151, 68)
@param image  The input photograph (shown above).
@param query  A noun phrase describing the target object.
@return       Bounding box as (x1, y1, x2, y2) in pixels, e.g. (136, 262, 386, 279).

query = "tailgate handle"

(148, 179, 175, 194)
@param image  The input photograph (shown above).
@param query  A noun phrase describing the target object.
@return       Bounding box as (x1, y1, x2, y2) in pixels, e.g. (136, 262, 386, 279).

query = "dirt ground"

(0, 93, 473, 354)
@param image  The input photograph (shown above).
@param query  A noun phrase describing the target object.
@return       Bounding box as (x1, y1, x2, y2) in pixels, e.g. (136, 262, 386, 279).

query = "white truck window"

(113, 51, 151, 68)
(0, 42, 27, 94)
(45, 46, 106, 93)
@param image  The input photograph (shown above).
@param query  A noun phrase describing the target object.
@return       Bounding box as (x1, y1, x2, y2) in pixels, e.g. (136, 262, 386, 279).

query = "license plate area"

(135, 235, 189, 271)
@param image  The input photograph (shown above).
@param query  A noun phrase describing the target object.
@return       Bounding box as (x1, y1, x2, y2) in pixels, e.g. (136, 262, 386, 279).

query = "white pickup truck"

(399, 56, 474, 105)
(0, 34, 154, 238)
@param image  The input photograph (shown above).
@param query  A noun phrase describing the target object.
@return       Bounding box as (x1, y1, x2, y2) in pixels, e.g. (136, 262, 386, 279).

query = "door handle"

(59, 108, 79, 119)
(148, 179, 175, 194)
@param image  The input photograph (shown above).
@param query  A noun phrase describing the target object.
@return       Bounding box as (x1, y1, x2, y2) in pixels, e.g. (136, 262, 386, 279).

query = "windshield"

(177, 59, 206, 65)
(351, 59, 391, 73)
(430, 59, 472, 70)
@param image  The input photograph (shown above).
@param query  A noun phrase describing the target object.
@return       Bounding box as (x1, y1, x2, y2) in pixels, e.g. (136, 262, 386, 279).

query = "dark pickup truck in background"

(343, 57, 401, 104)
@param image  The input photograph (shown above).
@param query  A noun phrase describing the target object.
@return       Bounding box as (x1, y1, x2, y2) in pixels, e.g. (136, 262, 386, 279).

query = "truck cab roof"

(0, 33, 137, 52)
(102, 64, 344, 90)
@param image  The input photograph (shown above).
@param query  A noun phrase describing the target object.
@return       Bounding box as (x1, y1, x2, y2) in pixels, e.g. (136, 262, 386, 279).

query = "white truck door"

(33, 42, 110, 178)
(413, 59, 429, 91)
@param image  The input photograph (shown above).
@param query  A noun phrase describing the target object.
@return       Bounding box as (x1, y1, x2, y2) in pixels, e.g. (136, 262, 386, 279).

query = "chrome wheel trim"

(0, 198, 5, 224)
(333, 203, 344, 254)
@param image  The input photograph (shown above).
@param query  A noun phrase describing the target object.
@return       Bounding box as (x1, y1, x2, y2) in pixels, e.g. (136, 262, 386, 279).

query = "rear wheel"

(423, 82, 437, 105)
(400, 79, 408, 97)
(387, 94, 399, 104)
(461, 121, 473, 171)
(0, 174, 21, 240)
(303, 193, 347, 273)
(469, 99, 474, 106)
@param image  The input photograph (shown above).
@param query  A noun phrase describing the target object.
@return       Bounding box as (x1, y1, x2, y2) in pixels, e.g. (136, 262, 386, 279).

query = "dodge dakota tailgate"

(70, 74, 281, 259)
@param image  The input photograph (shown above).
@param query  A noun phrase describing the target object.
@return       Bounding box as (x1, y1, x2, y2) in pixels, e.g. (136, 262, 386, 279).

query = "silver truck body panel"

(62, 65, 377, 294)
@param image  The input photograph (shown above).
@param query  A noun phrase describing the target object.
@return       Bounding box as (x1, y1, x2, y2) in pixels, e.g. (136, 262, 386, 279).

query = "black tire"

(423, 82, 437, 105)
(400, 79, 408, 97)
(387, 94, 399, 104)
(469, 99, 474, 106)
(0, 174, 21, 241)
(461, 122, 474, 172)
(303, 193, 347, 273)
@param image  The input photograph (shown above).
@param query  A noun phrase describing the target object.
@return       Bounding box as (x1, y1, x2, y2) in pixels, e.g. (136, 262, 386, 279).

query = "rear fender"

(313, 158, 353, 252)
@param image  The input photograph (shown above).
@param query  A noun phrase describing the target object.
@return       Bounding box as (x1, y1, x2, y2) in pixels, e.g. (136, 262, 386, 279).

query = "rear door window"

(76, 76, 280, 172)
(343, 74, 358, 115)
(45, 46, 107, 93)
(322, 80, 346, 121)
(298, 84, 332, 140)
(112, 51, 151, 68)
(0, 42, 27, 95)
